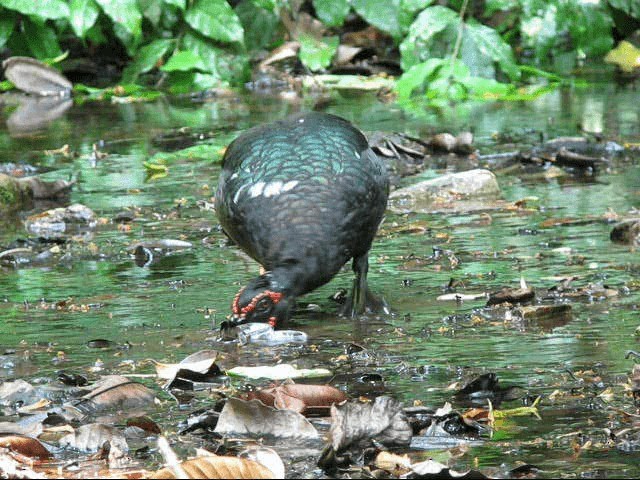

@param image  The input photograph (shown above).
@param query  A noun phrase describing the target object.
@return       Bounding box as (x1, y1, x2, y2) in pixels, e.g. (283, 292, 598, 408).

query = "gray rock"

(25, 203, 96, 237)
(388, 169, 500, 213)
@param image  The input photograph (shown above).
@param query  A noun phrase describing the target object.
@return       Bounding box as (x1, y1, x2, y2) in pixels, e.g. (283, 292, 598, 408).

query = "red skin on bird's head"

(232, 288, 283, 327)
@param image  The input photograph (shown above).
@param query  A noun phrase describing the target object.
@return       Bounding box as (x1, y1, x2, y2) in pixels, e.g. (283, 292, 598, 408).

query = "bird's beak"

(219, 315, 244, 339)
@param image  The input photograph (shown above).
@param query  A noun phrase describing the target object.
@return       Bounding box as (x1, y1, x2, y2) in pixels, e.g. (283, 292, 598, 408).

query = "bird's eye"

(255, 297, 272, 312)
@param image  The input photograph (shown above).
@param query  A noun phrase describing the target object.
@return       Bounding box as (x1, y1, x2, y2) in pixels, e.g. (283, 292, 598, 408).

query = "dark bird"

(215, 112, 389, 329)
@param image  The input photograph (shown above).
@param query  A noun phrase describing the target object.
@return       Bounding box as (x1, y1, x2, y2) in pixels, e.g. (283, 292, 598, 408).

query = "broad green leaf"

(563, 3, 613, 58)
(299, 35, 339, 72)
(313, 0, 350, 27)
(166, 70, 196, 93)
(608, 0, 640, 18)
(460, 75, 512, 98)
(95, 0, 142, 37)
(113, 21, 142, 55)
(484, 0, 518, 15)
(0, 9, 15, 49)
(395, 58, 445, 99)
(70, 0, 100, 38)
(399, 0, 433, 32)
(23, 18, 62, 59)
(161, 50, 206, 72)
(251, 0, 276, 11)
(182, 31, 249, 85)
(185, 0, 244, 44)
(352, 0, 402, 39)
(464, 21, 519, 80)
(235, 0, 281, 51)
(400, 5, 458, 70)
(164, 0, 186, 10)
(121, 39, 173, 83)
(140, 0, 162, 27)
(0, 0, 69, 19)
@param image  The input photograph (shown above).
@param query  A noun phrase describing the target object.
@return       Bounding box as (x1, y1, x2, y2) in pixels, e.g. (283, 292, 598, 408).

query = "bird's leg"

(341, 254, 390, 317)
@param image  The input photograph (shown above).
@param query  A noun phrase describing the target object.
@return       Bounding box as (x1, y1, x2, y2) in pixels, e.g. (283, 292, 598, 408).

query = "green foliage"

(0, 0, 69, 19)
(313, 0, 350, 27)
(352, 0, 403, 40)
(184, 0, 244, 44)
(608, 0, 640, 18)
(69, 0, 100, 38)
(161, 51, 206, 72)
(121, 39, 174, 84)
(0, 0, 635, 100)
(299, 35, 339, 72)
(235, 0, 281, 51)
(400, 6, 459, 71)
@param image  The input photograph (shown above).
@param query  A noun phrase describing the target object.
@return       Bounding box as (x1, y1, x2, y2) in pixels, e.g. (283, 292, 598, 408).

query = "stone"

(388, 169, 501, 213)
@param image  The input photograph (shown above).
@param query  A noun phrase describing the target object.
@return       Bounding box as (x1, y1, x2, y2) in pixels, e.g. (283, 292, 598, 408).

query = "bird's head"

(221, 274, 292, 331)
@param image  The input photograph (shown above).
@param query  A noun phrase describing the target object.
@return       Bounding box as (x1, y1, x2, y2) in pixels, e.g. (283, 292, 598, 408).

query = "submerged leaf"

(60, 423, 128, 452)
(73, 375, 157, 413)
(214, 398, 319, 439)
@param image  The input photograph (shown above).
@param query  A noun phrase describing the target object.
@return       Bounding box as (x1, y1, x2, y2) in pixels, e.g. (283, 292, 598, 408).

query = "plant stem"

(450, 0, 470, 73)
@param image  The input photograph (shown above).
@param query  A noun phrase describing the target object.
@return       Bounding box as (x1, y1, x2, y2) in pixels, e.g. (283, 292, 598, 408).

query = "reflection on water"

(0, 80, 639, 477)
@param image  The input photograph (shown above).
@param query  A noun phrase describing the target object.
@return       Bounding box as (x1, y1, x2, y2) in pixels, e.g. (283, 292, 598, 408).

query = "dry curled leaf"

(73, 375, 157, 413)
(244, 383, 347, 415)
(0, 435, 52, 458)
(151, 455, 276, 479)
(153, 350, 221, 381)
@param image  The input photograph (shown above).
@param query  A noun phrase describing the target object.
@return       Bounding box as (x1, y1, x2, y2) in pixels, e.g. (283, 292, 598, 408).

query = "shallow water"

(1, 80, 639, 477)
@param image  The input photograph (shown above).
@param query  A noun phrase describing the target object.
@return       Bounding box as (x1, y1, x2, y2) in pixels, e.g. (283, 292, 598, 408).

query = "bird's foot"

(339, 286, 391, 318)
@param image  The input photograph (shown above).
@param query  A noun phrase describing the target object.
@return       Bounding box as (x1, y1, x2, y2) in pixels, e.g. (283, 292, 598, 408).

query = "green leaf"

(235, 0, 281, 51)
(352, 0, 402, 39)
(140, 0, 162, 27)
(463, 21, 519, 80)
(95, 0, 142, 37)
(70, 0, 100, 38)
(563, 3, 613, 58)
(299, 35, 339, 72)
(251, 0, 276, 11)
(23, 17, 62, 59)
(161, 50, 206, 72)
(164, 0, 186, 10)
(185, 0, 244, 44)
(0, 0, 69, 19)
(395, 58, 445, 99)
(182, 31, 250, 85)
(608, 0, 640, 18)
(400, 5, 459, 70)
(0, 9, 15, 49)
(121, 39, 173, 83)
(399, 0, 433, 32)
(313, 0, 350, 27)
(166, 70, 196, 93)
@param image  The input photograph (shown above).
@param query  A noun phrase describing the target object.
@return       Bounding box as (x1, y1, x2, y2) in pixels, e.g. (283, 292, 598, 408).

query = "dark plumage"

(215, 112, 389, 328)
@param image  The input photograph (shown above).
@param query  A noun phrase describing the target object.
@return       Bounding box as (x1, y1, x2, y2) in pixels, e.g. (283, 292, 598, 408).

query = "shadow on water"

(0, 79, 639, 477)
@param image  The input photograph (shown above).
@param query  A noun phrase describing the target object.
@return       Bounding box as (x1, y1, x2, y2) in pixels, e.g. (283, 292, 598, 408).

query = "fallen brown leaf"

(151, 455, 276, 479)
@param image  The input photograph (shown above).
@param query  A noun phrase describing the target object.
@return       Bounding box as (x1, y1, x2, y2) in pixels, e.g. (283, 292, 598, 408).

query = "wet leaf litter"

(1, 90, 640, 478)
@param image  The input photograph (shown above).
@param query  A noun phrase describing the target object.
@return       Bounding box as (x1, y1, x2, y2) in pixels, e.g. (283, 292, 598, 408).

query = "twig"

(450, 0, 470, 73)
(157, 436, 189, 479)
